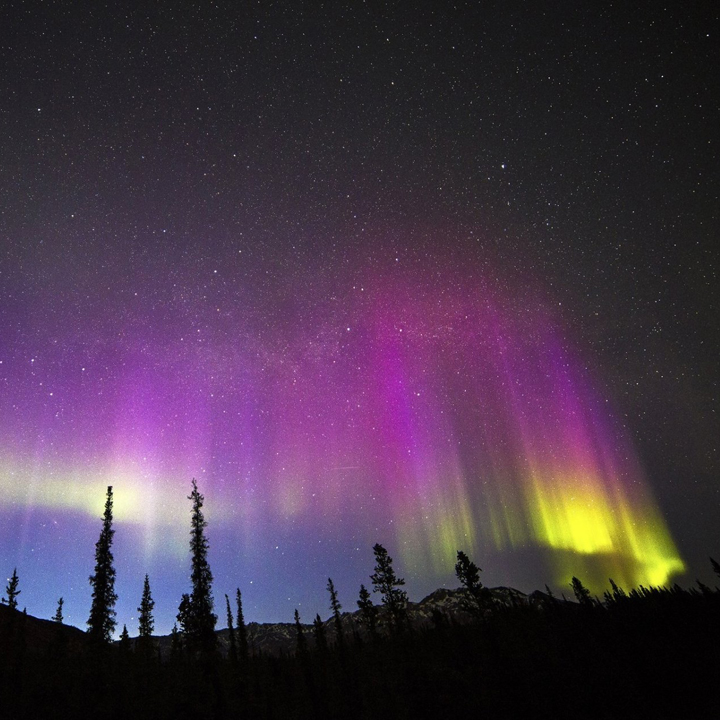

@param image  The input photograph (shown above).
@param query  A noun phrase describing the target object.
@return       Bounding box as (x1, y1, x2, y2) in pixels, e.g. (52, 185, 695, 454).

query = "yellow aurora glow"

(525, 470, 684, 588)
(0, 458, 237, 561)
(399, 464, 684, 593)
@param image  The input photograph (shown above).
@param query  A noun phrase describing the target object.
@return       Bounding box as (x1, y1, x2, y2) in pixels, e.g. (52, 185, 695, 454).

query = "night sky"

(1, 1, 717, 636)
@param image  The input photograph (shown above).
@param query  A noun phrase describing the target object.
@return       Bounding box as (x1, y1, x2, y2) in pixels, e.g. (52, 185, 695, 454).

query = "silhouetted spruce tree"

(357, 584, 378, 639)
(455, 550, 488, 617)
(3, 568, 20, 610)
(294, 609, 307, 656)
(88, 486, 118, 643)
(177, 593, 191, 636)
(571, 576, 593, 607)
(455, 550, 480, 590)
(53, 597, 64, 623)
(609, 578, 627, 602)
(170, 623, 182, 658)
(327, 577, 344, 649)
(235, 588, 249, 662)
(137, 574, 155, 655)
(177, 479, 216, 653)
(370, 543, 408, 632)
(119, 624, 130, 649)
(225, 594, 238, 664)
(711, 557, 720, 582)
(313, 614, 327, 653)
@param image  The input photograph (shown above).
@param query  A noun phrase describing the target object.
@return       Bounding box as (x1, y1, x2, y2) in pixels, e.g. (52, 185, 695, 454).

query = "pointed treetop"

(370, 543, 408, 632)
(710, 557, 720, 580)
(455, 551, 482, 592)
(3, 568, 20, 610)
(177, 478, 216, 653)
(294, 608, 307, 655)
(54, 597, 64, 623)
(138, 574, 155, 638)
(87, 486, 117, 643)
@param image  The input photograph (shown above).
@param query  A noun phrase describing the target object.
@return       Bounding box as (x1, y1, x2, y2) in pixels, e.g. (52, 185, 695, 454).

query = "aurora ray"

(0, 249, 684, 631)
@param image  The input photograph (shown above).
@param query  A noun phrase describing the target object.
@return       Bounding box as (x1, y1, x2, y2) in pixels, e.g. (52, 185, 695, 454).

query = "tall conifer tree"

(3, 568, 20, 610)
(53, 597, 64, 623)
(327, 577, 344, 648)
(370, 543, 408, 632)
(137, 574, 155, 656)
(313, 613, 327, 652)
(455, 550, 488, 617)
(236, 588, 249, 662)
(609, 578, 627, 601)
(294, 609, 307, 656)
(710, 557, 720, 581)
(571, 576, 593, 607)
(177, 479, 216, 653)
(170, 623, 182, 658)
(119, 624, 130, 650)
(88, 486, 117, 643)
(357, 584, 378, 638)
(225, 594, 238, 664)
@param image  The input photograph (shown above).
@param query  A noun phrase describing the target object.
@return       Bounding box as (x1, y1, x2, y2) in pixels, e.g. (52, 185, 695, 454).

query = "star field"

(0, 1, 717, 634)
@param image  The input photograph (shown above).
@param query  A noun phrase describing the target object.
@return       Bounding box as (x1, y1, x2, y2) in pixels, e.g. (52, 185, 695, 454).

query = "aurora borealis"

(0, 244, 690, 630)
(1, 2, 717, 634)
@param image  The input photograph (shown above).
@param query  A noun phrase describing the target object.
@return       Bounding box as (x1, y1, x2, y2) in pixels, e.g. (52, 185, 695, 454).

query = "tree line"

(2, 481, 719, 719)
(0, 480, 493, 651)
(3, 480, 720, 650)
